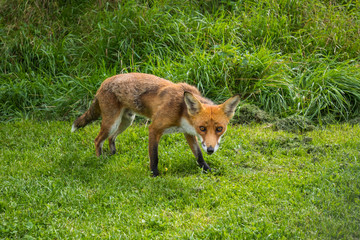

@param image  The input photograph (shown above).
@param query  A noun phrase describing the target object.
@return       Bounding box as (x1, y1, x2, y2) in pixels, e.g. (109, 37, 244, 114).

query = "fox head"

(184, 92, 240, 155)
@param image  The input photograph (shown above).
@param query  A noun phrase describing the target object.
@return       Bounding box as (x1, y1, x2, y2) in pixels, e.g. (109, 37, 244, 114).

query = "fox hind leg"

(95, 110, 123, 156)
(108, 109, 135, 155)
(94, 95, 125, 156)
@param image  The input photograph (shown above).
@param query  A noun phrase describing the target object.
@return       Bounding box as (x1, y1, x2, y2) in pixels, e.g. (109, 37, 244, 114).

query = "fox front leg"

(148, 125, 163, 177)
(184, 133, 211, 172)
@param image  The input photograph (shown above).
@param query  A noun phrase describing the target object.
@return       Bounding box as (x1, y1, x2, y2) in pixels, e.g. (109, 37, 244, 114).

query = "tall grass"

(1, 0, 359, 121)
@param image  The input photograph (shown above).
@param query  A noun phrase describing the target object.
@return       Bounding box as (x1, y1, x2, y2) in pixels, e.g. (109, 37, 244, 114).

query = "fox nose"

(207, 146, 214, 155)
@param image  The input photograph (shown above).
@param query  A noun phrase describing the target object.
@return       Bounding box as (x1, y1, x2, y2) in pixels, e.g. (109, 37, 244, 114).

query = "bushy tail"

(71, 97, 101, 132)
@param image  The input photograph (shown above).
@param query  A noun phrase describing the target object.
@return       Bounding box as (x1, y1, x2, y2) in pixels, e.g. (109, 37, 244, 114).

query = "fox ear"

(184, 92, 203, 115)
(221, 95, 240, 118)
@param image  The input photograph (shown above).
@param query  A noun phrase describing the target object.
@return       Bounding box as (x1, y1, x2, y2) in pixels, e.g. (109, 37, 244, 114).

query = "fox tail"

(71, 97, 101, 132)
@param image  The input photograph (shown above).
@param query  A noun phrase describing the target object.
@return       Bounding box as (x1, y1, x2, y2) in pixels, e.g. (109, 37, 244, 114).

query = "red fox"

(72, 73, 240, 176)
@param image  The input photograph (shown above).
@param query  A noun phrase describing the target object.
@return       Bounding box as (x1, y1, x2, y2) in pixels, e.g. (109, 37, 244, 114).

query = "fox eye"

(216, 127, 223, 132)
(199, 126, 206, 132)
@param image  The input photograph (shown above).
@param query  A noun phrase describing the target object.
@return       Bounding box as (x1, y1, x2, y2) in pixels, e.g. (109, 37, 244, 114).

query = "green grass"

(1, 0, 360, 121)
(1, 1, 360, 238)
(1, 120, 359, 239)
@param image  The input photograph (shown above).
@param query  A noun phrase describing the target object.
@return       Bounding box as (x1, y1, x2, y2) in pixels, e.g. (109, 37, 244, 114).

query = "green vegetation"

(1, 1, 360, 239)
(1, 121, 359, 238)
(1, 0, 360, 121)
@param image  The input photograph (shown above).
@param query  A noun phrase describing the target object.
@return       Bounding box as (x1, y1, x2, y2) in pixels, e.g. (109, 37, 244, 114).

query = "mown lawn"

(0, 120, 359, 239)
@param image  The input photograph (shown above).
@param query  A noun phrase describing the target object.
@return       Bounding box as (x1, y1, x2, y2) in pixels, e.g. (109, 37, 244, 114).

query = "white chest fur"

(163, 118, 197, 136)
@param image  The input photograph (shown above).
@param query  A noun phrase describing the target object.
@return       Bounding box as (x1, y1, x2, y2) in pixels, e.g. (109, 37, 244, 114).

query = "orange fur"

(72, 73, 240, 176)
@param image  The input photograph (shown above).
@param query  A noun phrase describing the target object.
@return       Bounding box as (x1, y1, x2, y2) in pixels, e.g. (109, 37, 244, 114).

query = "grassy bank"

(0, 121, 359, 238)
(1, 0, 360, 121)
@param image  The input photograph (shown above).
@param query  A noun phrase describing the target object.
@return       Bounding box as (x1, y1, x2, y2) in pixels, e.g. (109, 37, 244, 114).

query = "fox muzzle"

(206, 146, 214, 155)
